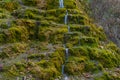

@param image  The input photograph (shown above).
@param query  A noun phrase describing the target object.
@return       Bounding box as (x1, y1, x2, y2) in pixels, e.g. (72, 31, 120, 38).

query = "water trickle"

(65, 48, 69, 59)
(68, 26, 70, 32)
(59, 0, 64, 8)
(64, 10, 68, 25)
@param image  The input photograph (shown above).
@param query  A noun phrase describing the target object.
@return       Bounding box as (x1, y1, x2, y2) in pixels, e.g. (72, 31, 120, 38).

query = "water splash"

(64, 10, 68, 24)
(59, 0, 64, 8)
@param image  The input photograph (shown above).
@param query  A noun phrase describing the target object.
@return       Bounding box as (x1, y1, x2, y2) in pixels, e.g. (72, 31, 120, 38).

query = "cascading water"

(61, 48, 69, 80)
(59, 0, 64, 8)
(59, 0, 70, 79)
(64, 10, 68, 24)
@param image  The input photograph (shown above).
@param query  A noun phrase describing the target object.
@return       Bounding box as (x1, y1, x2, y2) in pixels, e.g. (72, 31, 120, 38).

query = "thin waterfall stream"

(59, 0, 71, 79)
(61, 48, 69, 80)
(59, 0, 64, 8)
(64, 10, 68, 25)
(61, 6, 70, 80)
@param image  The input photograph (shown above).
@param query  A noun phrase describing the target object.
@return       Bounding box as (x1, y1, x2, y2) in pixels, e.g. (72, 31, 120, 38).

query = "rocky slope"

(0, 0, 120, 80)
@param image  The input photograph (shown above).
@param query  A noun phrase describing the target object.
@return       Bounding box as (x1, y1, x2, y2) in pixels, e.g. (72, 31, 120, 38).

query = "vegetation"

(0, 0, 120, 80)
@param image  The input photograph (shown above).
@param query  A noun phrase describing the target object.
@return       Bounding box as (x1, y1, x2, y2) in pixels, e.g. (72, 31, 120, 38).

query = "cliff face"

(0, 0, 120, 80)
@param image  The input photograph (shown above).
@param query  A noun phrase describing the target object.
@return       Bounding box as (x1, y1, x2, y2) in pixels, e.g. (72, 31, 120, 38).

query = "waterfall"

(59, 0, 64, 8)
(64, 10, 68, 25)
(68, 26, 70, 32)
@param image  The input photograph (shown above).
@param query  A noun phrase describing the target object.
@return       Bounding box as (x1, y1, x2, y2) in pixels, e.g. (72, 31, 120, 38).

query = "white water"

(59, 0, 64, 8)
(64, 10, 68, 24)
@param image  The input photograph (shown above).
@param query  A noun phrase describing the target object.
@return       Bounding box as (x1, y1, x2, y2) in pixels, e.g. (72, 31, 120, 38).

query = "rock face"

(0, 0, 120, 80)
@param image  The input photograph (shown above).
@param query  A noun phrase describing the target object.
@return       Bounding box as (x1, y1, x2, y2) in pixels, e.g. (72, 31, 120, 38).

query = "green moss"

(15, 19, 38, 39)
(4, 26, 29, 42)
(38, 26, 67, 43)
(68, 14, 85, 24)
(70, 25, 90, 34)
(28, 54, 45, 60)
(64, 0, 77, 9)
(87, 47, 120, 67)
(90, 25, 107, 41)
(0, 1, 19, 11)
(46, 0, 59, 9)
(84, 61, 103, 73)
(49, 49, 65, 71)
(69, 46, 89, 57)
(0, 34, 5, 43)
(79, 36, 98, 47)
(0, 0, 120, 79)
(0, 42, 27, 58)
(22, 0, 37, 6)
